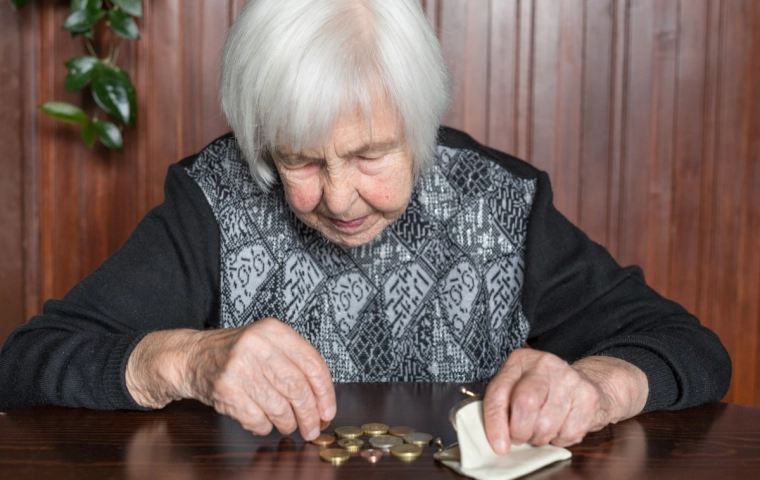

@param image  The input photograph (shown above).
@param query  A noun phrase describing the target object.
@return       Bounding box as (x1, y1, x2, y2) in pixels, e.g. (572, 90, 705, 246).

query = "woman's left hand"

(482, 348, 648, 454)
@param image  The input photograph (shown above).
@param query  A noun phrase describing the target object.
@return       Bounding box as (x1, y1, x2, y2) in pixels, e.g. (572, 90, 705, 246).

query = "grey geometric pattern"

(186, 137, 536, 382)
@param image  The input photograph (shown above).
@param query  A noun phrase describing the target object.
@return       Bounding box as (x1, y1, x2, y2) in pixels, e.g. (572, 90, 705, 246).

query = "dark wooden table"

(1, 383, 759, 479)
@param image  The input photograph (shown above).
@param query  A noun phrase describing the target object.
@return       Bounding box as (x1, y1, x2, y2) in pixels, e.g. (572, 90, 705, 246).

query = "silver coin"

(369, 434, 403, 451)
(403, 432, 433, 446)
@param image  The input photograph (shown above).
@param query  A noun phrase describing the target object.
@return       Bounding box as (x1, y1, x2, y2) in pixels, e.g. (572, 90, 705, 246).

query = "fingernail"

(307, 428, 320, 441)
(324, 405, 336, 419)
(493, 439, 508, 455)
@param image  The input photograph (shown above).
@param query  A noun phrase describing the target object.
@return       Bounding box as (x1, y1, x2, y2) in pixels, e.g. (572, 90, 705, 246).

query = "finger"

(214, 390, 274, 437)
(256, 356, 322, 440)
(285, 336, 336, 422)
(529, 391, 568, 446)
(484, 363, 524, 455)
(553, 384, 599, 446)
(551, 401, 589, 447)
(248, 366, 302, 437)
(269, 357, 324, 441)
(508, 374, 550, 444)
(239, 398, 276, 436)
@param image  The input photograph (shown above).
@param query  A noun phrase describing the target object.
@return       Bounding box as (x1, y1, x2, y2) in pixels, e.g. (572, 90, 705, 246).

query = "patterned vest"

(186, 136, 536, 382)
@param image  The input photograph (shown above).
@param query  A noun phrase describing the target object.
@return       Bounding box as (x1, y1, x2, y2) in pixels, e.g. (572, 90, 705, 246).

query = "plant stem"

(111, 39, 122, 65)
(84, 38, 98, 58)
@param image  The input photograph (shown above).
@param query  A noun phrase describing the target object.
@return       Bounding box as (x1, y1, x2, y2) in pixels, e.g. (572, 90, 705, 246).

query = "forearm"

(126, 329, 203, 409)
(571, 356, 648, 423)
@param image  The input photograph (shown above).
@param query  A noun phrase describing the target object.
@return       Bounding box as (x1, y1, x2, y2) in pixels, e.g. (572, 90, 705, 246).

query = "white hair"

(220, 0, 450, 190)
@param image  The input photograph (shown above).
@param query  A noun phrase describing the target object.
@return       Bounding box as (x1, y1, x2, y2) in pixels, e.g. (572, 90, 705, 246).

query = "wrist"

(126, 329, 200, 408)
(572, 356, 649, 423)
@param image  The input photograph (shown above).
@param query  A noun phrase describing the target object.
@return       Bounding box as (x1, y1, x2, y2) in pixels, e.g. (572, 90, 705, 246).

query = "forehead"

(276, 99, 403, 157)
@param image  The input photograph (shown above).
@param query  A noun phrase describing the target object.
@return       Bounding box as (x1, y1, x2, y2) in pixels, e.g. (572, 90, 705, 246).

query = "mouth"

(327, 215, 369, 231)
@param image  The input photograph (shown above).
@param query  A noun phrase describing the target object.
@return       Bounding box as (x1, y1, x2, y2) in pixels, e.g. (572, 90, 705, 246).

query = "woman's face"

(272, 103, 414, 248)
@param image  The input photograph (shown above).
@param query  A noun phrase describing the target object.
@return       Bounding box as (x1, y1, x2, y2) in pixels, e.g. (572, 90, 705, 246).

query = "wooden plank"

(711, 0, 754, 405)
(618, 0, 655, 271)
(487, 0, 519, 154)
(515, 0, 534, 161)
(138, 0, 181, 214)
(578, 0, 616, 245)
(22, 1, 41, 320)
(644, 0, 678, 295)
(531, 0, 584, 221)
(605, 0, 628, 260)
(696, 0, 724, 399)
(200, 0, 233, 146)
(732, 0, 760, 406)
(0, 1, 26, 344)
(439, 0, 468, 132)
(751, 2, 760, 409)
(668, 0, 709, 316)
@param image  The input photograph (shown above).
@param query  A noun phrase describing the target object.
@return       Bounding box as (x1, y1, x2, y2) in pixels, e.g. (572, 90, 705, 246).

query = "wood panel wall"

(0, 0, 758, 405)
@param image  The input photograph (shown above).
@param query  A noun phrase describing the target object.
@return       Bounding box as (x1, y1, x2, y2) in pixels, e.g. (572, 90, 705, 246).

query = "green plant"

(11, 0, 142, 151)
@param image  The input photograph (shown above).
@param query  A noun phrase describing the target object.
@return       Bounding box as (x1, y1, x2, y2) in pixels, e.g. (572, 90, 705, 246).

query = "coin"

(403, 432, 433, 447)
(320, 419, 331, 431)
(334, 426, 364, 439)
(388, 425, 415, 437)
(320, 448, 352, 465)
(311, 433, 336, 447)
(369, 434, 402, 451)
(360, 448, 384, 463)
(390, 443, 423, 461)
(361, 422, 389, 436)
(337, 438, 364, 452)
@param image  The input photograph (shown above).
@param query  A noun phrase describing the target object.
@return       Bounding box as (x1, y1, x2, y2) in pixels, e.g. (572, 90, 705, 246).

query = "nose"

(321, 168, 358, 217)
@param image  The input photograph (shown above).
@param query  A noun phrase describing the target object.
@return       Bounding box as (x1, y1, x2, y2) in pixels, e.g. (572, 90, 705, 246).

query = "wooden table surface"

(1, 383, 759, 479)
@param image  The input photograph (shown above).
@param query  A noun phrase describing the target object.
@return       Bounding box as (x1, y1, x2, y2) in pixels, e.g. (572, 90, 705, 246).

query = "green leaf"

(11, 0, 29, 10)
(112, 0, 142, 18)
(63, 7, 106, 34)
(81, 121, 97, 147)
(93, 120, 123, 150)
(64, 56, 100, 92)
(113, 68, 137, 126)
(91, 64, 134, 125)
(71, 0, 102, 10)
(108, 9, 140, 40)
(39, 102, 89, 124)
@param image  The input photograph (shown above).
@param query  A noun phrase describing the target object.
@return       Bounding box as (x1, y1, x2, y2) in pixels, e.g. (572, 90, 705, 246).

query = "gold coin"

(390, 443, 423, 461)
(360, 448, 384, 463)
(337, 438, 364, 452)
(403, 432, 433, 447)
(311, 433, 336, 447)
(369, 434, 402, 451)
(320, 448, 352, 465)
(361, 422, 389, 436)
(320, 419, 331, 431)
(334, 426, 364, 439)
(388, 425, 415, 437)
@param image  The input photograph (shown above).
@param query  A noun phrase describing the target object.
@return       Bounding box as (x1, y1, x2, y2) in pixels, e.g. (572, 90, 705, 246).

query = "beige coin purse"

(435, 396, 572, 480)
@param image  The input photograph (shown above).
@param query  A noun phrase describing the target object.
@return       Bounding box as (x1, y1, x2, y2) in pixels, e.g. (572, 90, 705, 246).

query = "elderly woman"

(0, 0, 729, 454)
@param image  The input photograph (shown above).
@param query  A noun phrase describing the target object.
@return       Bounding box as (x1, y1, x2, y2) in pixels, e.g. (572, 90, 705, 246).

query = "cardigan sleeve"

(0, 159, 220, 411)
(521, 171, 731, 412)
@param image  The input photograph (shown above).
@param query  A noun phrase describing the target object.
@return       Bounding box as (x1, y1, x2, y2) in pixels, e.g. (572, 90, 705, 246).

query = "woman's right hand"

(126, 318, 336, 441)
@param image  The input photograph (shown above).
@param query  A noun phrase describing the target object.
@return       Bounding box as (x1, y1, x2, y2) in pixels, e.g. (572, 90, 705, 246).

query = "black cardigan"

(0, 127, 731, 412)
